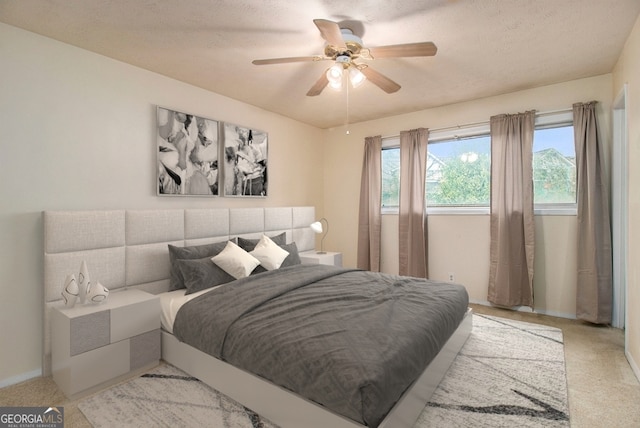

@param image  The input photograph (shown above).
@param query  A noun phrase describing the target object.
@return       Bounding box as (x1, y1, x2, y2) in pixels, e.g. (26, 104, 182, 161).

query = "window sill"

(427, 207, 489, 215)
(381, 206, 576, 216)
(382, 207, 489, 215)
(534, 206, 577, 216)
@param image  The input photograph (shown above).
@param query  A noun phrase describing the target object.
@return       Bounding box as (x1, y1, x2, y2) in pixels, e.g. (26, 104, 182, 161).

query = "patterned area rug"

(79, 364, 277, 428)
(419, 313, 569, 427)
(78, 314, 569, 427)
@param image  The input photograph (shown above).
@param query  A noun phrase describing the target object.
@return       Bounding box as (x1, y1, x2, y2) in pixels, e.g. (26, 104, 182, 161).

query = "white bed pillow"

(250, 234, 290, 271)
(211, 240, 261, 279)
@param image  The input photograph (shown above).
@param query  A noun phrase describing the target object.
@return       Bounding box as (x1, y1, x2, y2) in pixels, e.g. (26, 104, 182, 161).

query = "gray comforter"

(173, 264, 469, 427)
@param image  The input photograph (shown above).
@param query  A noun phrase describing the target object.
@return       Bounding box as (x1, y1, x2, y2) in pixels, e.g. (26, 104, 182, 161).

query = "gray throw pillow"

(177, 257, 236, 295)
(168, 240, 230, 290)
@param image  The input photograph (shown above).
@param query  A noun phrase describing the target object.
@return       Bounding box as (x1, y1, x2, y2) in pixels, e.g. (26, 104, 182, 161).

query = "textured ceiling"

(1, 0, 639, 129)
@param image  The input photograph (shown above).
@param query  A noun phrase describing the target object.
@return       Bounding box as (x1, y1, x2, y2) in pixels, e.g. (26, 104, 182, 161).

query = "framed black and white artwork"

(156, 106, 220, 196)
(222, 122, 268, 197)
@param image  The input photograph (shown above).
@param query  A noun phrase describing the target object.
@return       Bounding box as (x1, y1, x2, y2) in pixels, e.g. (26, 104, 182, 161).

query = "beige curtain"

(573, 101, 613, 324)
(399, 128, 428, 277)
(488, 111, 535, 307)
(357, 136, 382, 271)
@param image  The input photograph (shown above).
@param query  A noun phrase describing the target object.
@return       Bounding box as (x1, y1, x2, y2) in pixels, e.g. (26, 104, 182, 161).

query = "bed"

(43, 207, 471, 428)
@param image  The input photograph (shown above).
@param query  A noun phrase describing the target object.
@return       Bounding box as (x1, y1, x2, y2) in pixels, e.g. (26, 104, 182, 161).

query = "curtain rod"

(379, 107, 573, 140)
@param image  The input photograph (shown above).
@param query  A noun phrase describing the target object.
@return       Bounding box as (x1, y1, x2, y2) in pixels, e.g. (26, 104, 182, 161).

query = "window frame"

(426, 126, 491, 214)
(380, 109, 576, 216)
(532, 110, 576, 215)
(381, 143, 401, 211)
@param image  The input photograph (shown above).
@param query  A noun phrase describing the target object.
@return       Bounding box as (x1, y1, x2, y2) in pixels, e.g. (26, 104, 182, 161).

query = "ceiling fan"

(252, 19, 437, 96)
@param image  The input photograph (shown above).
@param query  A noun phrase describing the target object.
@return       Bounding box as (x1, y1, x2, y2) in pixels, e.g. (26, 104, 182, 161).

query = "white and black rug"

(419, 313, 569, 427)
(79, 363, 277, 428)
(78, 314, 569, 427)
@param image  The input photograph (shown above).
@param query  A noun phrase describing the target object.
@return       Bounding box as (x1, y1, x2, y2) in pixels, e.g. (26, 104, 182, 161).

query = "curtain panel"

(488, 111, 535, 308)
(357, 136, 382, 271)
(399, 128, 429, 278)
(573, 101, 613, 324)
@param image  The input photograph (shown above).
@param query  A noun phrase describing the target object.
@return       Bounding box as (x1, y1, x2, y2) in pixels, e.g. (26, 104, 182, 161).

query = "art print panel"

(157, 107, 220, 196)
(222, 123, 268, 197)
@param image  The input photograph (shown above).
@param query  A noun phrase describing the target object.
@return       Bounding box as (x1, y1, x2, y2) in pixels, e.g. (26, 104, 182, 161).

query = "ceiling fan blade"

(306, 72, 329, 96)
(313, 19, 346, 50)
(252, 56, 324, 65)
(360, 66, 401, 93)
(368, 42, 437, 58)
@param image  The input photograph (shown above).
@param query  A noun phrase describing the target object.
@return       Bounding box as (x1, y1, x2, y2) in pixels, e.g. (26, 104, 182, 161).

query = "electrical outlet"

(448, 273, 455, 282)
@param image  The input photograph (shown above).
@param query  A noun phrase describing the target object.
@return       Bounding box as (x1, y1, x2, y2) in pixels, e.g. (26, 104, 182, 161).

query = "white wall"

(612, 13, 640, 380)
(0, 23, 325, 386)
(322, 74, 613, 319)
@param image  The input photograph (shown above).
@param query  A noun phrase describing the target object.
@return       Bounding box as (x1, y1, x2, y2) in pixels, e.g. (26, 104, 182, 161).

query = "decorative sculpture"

(61, 274, 79, 308)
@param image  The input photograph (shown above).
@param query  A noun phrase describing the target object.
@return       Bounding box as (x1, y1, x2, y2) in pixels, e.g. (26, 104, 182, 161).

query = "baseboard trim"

(626, 350, 640, 383)
(0, 369, 42, 389)
(469, 299, 576, 320)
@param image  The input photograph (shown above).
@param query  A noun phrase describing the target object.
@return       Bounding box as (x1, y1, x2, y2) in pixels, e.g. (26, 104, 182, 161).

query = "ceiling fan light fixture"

(349, 66, 366, 88)
(327, 79, 342, 90)
(326, 63, 343, 89)
(253, 19, 437, 97)
(326, 63, 343, 80)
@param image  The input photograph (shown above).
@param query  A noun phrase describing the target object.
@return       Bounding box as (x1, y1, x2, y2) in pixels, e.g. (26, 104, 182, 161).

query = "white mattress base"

(161, 308, 473, 428)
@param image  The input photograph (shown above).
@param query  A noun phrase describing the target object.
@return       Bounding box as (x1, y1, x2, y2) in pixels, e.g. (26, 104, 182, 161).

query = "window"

(532, 125, 576, 205)
(426, 135, 491, 207)
(380, 110, 576, 215)
(381, 147, 400, 208)
(381, 134, 491, 212)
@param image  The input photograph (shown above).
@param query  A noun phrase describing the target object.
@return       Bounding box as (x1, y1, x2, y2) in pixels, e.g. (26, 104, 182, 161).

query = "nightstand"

(51, 288, 160, 399)
(299, 251, 343, 267)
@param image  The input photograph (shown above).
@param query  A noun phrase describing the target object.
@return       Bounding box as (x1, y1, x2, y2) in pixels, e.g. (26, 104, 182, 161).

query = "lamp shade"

(310, 221, 323, 234)
(310, 218, 329, 254)
(328, 79, 343, 90)
(349, 67, 366, 87)
(326, 64, 343, 82)
(326, 63, 344, 91)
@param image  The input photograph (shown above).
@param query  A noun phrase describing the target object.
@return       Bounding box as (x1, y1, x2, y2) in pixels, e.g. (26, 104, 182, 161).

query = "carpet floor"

(78, 313, 569, 427)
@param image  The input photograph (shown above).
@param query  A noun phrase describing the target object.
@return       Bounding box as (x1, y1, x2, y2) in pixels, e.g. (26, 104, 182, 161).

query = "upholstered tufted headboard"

(42, 207, 316, 375)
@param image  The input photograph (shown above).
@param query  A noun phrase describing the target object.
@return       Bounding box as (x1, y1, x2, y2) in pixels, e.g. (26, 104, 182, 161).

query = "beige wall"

(323, 74, 613, 319)
(0, 23, 325, 385)
(380, 212, 577, 318)
(383, 214, 576, 317)
(613, 14, 640, 379)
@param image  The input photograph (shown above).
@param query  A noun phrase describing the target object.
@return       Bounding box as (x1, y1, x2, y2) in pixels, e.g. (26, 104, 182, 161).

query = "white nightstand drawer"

(70, 340, 129, 393)
(112, 297, 159, 342)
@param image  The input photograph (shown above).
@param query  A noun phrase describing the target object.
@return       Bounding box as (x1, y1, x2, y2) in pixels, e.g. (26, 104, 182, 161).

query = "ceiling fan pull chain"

(346, 77, 350, 135)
